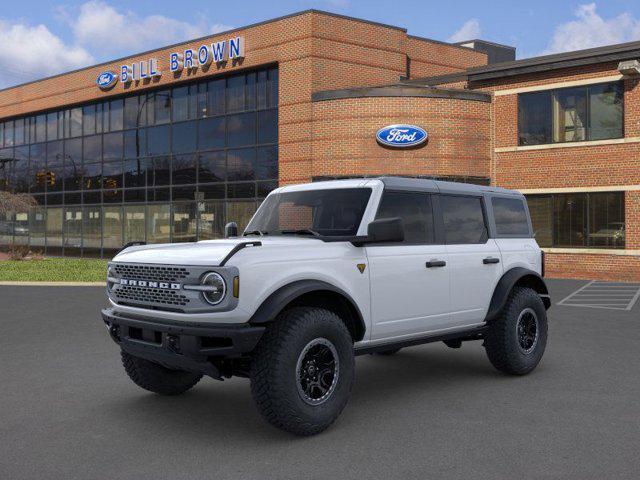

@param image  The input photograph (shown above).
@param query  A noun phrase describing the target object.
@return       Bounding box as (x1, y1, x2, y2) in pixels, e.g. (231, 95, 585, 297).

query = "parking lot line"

(557, 281, 640, 311)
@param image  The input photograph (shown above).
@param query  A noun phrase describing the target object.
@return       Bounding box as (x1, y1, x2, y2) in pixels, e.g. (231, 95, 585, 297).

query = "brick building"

(0, 10, 638, 281)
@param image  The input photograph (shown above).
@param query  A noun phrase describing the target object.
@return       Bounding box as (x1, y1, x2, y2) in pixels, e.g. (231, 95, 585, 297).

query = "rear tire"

(250, 307, 355, 436)
(121, 351, 202, 396)
(484, 287, 548, 375)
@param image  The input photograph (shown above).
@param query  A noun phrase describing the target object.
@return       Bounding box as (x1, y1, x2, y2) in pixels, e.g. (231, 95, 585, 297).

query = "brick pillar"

(625, 190, 640, 249)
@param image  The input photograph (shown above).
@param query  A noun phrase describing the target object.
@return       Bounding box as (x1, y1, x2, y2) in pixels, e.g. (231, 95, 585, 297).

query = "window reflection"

(0, 66, 278, 256)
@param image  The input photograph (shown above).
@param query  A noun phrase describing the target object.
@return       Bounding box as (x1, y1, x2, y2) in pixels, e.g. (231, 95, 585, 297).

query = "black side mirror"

(366, 217, 404, 244)
(224, 222, 238, 238)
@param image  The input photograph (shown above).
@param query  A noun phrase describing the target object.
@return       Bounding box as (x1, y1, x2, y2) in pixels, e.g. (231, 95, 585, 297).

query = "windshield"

(245, 188, 372, 237)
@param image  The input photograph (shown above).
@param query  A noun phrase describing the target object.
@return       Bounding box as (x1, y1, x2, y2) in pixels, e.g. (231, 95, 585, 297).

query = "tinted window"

(441, 195, 487, 244)
(518, 82, 623, 145)
(375, 191, 434, 244)
(492, 197, 530, 236)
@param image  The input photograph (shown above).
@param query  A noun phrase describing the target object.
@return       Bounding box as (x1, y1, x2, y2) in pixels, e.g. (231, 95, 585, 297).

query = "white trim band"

(542, 248, 640, 256)
(495, 137, 640, 153)
(493, 74, 624, 96)
(519, 185, 640, 194)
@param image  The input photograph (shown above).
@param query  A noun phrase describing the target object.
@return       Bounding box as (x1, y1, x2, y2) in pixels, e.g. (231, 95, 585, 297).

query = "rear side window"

(441, 195, 487, 244)
(492, 197, 530, 236)
(375, 191, 435, 244)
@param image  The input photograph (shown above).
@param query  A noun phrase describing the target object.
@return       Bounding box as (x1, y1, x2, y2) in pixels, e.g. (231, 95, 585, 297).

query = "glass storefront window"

(103, 206, 123, 252)
(198, 201, 224, 240)
(83, 206, 102, 254)
(173, 202, 197, 243)
(124, 205, 145, 244)
(526, 192, 625, 248)
(3, 66, 277, 256)
(147, 204, 170, 243)
(64, 206, 83, 255)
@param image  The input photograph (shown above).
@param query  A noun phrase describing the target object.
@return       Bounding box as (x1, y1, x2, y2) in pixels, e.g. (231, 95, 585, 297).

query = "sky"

(1, 0, 640, 88)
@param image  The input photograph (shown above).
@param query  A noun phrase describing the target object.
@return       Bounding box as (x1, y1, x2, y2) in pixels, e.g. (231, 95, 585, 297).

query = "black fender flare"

(248, 280, 366, 341)
(484, 267, 551, 323)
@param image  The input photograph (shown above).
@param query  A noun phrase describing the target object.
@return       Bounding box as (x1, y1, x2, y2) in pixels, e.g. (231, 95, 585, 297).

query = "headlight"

(201, 272, 226, 305)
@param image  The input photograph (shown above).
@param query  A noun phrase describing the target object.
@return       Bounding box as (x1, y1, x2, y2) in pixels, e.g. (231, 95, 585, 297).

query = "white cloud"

(543, 3, 640, 54)
(0, 1, 235, 88)
(0, 20, 93, 88)
(68, 1, 232, 57)
(448, 18, 481, 43)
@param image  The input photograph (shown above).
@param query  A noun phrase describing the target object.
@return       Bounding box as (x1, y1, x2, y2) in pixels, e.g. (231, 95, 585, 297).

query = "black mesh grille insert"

(114, 285, 190, 307)
(113, 264, 189, 282)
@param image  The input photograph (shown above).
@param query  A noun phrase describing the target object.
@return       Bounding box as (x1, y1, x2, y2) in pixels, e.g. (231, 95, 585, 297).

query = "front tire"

(121, 351, 202, 395)
(484, 287, 548, 375)
(250, 307, 355, 436)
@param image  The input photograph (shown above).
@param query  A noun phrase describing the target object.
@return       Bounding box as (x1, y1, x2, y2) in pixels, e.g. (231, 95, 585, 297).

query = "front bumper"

(101, 308, 265, 379)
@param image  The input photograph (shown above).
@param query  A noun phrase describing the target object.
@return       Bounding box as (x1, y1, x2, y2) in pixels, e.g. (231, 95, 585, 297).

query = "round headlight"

(201, 272, 226, 305)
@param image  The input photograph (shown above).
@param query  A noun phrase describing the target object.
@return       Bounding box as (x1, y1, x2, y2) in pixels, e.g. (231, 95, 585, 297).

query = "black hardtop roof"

(377, 176, 522, 197)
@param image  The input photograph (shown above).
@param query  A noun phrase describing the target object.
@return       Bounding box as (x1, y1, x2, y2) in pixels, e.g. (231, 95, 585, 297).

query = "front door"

(366, 190, 451, 340)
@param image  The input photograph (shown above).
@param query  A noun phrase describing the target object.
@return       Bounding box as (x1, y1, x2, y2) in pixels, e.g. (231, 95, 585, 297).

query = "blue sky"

(1, 0, 640, 88)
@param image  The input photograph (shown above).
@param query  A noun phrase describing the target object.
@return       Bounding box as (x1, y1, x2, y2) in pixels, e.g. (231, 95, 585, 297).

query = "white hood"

(111, 237, 322, 266)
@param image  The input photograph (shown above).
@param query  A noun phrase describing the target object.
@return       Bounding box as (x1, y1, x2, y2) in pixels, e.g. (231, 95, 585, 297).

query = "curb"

(0, 281, 106, 286)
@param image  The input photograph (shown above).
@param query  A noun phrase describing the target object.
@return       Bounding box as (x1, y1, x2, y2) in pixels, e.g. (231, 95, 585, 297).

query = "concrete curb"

(0, 281, 106, 286)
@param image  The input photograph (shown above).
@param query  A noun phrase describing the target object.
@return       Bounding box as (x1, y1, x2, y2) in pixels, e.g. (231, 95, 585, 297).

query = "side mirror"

(366, 217, 404, 244)
(224, 222, 238, 238)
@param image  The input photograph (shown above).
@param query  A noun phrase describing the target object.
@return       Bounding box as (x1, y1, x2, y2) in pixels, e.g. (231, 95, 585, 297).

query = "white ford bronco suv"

(102, 177, 551, 435)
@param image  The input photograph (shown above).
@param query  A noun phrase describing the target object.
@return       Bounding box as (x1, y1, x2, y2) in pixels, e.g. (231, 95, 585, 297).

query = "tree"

(0, 191, 37, 216)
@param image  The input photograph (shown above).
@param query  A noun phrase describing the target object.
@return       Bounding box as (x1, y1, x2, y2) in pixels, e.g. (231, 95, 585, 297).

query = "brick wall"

(309, 95, 491, 182)
(475, 63, 640, 282)
(406, 37, 487, 79)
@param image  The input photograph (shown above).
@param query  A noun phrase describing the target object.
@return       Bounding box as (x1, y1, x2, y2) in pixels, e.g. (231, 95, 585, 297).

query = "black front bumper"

(101, 308, 265, 379)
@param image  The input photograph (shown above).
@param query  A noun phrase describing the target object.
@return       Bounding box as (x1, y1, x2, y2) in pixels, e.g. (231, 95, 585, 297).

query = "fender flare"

(248, 280, 366, 341)
(484, 267, 551, 323)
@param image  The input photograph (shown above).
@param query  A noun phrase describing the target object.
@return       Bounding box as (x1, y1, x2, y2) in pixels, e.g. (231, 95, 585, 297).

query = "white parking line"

(557, 281, 640, 311)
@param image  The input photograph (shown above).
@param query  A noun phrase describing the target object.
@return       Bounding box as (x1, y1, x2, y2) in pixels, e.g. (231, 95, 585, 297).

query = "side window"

(441, 195, 487, 244)
(375, 191, 434, 244)
(492, 197, 530, 236)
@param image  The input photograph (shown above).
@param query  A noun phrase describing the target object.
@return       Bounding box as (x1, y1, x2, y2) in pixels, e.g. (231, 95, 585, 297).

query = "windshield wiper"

(278, 228, 321, 237)
(244, 230, 268, 236)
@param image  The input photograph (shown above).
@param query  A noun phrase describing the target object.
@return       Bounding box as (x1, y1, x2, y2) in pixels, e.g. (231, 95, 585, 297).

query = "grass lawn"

(0, 258, 108, 282)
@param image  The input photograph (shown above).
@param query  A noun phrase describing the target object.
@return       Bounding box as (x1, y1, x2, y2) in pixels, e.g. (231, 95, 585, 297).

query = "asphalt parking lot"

(1, 279, 639, 480)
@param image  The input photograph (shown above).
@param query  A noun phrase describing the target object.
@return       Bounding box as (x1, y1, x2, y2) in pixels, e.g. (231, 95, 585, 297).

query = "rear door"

(366, 190, 451, 340)
(440, 195, 503, 327)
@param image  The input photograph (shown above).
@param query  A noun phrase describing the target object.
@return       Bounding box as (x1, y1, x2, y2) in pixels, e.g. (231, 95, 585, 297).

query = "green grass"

(0, 258, 108, 282)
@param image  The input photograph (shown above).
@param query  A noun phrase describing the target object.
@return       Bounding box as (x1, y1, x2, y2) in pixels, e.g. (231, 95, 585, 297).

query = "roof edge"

(0, 9, 407, 94)
(312, 84, 491, 102)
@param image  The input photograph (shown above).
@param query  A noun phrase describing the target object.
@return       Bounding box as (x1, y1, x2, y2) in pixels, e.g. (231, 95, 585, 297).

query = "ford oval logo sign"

(376, 124, 428, 148)
(96, 71, 118, 90)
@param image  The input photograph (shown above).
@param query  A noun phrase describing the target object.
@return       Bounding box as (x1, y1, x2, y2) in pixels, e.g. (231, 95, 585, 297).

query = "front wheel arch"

(248, 280, 366, 342)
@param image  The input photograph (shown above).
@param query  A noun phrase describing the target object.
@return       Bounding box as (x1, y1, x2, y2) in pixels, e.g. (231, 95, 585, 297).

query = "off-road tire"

(374, 347, 402, 356)
(484, 287, 548, 375)
(121, 351, 202, 395)
(250, 307, 355, 436)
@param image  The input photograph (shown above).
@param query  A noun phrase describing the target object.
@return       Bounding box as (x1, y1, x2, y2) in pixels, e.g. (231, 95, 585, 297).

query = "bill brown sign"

(97, 36, 245, 89)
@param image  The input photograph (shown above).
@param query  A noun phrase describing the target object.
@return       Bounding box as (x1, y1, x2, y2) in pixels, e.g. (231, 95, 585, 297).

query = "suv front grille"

(113, 264, 189, 283)
(115, 285, 190, 307)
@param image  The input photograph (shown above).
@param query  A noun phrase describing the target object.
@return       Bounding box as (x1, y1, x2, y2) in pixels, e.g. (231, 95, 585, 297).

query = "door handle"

(426, 260, 446, 268)
(483, 257, 500, 264)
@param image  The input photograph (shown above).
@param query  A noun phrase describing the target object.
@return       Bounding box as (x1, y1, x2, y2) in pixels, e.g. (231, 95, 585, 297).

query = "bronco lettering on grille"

(119, 279, 181, 290)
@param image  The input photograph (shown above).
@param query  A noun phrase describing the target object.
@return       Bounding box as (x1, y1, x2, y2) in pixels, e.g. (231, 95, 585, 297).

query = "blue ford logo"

(96, 71, 118, 90)
(376, 124, 428, 148)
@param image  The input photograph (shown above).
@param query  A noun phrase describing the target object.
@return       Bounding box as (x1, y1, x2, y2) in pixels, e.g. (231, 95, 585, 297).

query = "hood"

(112, 236, 322, 266)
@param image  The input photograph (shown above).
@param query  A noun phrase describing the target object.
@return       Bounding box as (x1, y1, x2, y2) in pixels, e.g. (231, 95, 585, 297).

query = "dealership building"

(0, 10, 639, 281)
